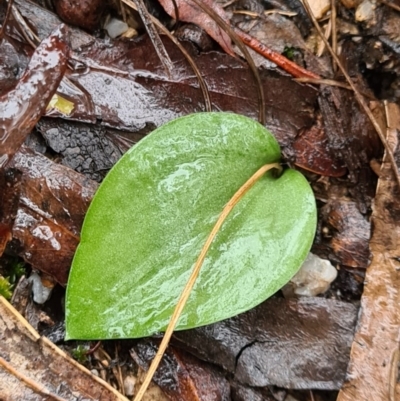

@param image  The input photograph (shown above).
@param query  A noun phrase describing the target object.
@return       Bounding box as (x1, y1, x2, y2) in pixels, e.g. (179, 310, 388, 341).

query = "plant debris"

(174, 297, 358, 390)
(0, 296, 128, 401)
(337, 103, 400, 401)
(1, 0, 400, 398)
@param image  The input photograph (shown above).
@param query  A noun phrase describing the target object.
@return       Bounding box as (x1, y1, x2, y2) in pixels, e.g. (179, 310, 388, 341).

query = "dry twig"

(302, 0, 400, 190)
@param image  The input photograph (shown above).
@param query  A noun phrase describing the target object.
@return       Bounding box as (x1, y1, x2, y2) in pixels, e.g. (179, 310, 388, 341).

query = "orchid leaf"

(65, 112, 316, 340)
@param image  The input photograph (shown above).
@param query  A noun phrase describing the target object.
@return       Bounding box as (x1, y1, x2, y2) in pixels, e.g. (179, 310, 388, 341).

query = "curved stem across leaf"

(134, 162, 283, 401)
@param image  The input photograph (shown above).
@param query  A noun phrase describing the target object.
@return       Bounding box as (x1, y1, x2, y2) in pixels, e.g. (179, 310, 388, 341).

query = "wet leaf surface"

(6, 0, 349, 177)
(1, 0, 399, 397)
(7, 147, 98, 285)
(67, 34, 318, 147)
(174, 297, 357, 390)
(0, 24, 69, 168)
(293, 123, 347, 177)
(14, 0, 95, 50)
(65, 113, 316, 339)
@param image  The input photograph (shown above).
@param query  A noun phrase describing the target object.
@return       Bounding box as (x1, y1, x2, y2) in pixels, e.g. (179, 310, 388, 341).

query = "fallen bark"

(337, 102, 400, 401)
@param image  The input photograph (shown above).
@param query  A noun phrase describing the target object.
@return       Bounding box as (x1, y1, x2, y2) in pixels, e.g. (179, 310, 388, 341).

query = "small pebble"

(282, 253, 338, 297)
(28, 272, 54, 304)
(105, 18, 129, 39)
(124, 375, 136, 396)
(355, 0, 376, 24)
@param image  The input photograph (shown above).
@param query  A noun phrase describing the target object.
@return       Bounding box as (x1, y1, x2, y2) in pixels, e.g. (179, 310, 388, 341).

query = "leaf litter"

(0, 0, 400, 399)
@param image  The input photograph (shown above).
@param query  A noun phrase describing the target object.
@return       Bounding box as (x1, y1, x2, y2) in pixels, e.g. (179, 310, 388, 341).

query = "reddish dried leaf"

(8, 147, 98, 285)
(0, 24, 69, 168)
(54, 0, 106, 31)
(157, 0, 234, 56)
(293, 124, 347, 177)
(316, 199, 371, 268)
(67, 35, 318, 152)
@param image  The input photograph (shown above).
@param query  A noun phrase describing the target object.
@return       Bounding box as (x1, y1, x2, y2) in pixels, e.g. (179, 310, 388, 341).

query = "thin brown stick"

(331, 0, 337, 72)
(11, 4, 40, 48)
(0, 356, 68, 401)
(295, 77, 376, 99)
(132, 0, 174, 77)
(0, 0, 14, 42)
(188, 0, 266, 125)
(302, 0, 400, 190)
(121, 0, 211, 112)
(85, 340, 102, 355)
(133, 162, 282, 401)
(233, 9, 297, 17)
(377, 0, 400, 12)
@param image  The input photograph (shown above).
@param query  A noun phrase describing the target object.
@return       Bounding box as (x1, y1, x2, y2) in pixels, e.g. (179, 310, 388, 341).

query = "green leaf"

(65, 112, 316, 340)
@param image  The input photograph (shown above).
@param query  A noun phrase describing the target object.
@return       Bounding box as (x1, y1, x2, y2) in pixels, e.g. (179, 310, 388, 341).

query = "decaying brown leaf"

(337, 103, 400, 400)
(315, 198, 371, 268)
(9, 0, 360, 179)
(7, 147, 98, 285)
(54, 0, 106, 31)
(293, 122, 347, 177)
(0, 24, 69, 168)
(174, 297, 358, 390)
(131, 340, 231, 401)
(0, 296, 128, 401)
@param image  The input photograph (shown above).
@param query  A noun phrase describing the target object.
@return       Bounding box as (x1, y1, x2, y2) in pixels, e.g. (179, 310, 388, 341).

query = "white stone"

(124, 375, 136, 397)
(355, 0, 376, 24)
(105, 18, 129, 39)
(28, 272, 53, 304)
(301, 0, 330, 19)
(282, 253, 338, 297)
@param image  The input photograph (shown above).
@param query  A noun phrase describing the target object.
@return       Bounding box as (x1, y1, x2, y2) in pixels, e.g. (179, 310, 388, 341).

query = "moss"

(71, 344, 89, 363)
(282, 46, 295, 60)
(0, 276, 13, 300)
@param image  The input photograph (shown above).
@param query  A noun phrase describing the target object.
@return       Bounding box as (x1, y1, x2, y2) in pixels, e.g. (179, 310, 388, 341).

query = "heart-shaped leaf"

(65, 112, 316, 340)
